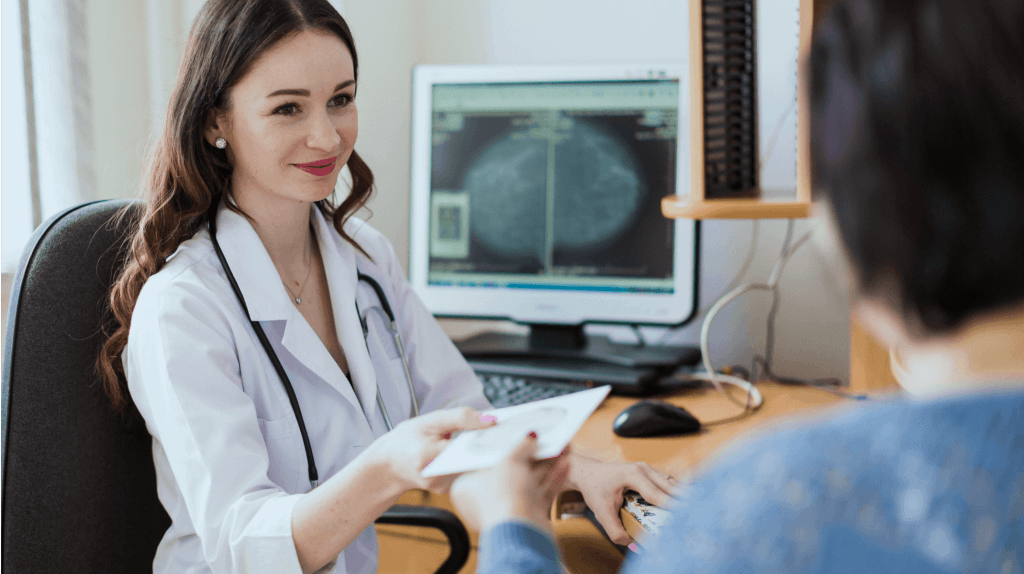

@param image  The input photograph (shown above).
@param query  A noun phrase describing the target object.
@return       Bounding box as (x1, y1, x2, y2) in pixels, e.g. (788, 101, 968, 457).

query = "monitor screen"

(409, 65, 697, 328)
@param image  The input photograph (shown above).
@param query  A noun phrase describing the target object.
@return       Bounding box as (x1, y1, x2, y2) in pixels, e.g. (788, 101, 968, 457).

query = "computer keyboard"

(477, 372, 586, 408)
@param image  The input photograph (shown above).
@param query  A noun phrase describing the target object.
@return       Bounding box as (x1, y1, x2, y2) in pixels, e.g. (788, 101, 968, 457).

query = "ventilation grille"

(703, 0, 758, 199)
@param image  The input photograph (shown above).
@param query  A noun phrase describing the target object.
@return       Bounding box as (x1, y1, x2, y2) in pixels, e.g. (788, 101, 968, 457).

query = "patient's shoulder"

(637, 391, 1024, 574)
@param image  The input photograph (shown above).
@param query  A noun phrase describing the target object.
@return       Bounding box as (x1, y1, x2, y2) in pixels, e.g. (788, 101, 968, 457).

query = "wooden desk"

(571, 382, 847, 476)
(378, 381, 869, 574)
(592, 382, 858, 549)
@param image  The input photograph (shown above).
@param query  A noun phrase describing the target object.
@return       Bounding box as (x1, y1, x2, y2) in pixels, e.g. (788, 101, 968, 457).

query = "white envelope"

(421, 385, 611, 477)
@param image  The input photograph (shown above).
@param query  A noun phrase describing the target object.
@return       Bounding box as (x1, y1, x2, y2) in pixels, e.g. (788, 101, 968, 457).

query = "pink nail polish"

(628, 543, 639, 553)
(528, 431, 537, 439)
(479, 414, 497, 423)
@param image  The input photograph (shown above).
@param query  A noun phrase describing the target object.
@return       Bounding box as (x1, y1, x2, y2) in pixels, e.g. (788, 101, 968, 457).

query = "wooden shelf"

(667, 0, 815, 221)
(661, 196, 811, 219)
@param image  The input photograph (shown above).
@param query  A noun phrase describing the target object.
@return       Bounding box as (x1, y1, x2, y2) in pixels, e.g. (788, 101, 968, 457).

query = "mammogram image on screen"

(429, 108, 675, 280)
(462, 115, 644, 259)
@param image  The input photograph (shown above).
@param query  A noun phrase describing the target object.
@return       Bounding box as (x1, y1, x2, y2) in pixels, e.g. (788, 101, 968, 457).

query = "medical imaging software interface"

(427, 80, 679, 294)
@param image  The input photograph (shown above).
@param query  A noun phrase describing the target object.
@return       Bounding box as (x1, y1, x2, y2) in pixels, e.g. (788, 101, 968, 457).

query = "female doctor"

(97, 1, 676, 573)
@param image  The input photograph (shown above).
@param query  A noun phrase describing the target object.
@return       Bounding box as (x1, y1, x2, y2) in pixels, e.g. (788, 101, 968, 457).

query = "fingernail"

(628, 543, 639, 553)
(479, 414, 497, 423)
(528, 431, 537, 439)
(442, 432, 452, 440)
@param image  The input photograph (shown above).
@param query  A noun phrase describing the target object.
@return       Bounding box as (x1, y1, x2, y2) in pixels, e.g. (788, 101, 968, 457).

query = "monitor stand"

(455, 323, 700, 369)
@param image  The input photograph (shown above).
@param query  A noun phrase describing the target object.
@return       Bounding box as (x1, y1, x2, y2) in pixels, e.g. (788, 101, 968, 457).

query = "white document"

(421, 385, 611, 477)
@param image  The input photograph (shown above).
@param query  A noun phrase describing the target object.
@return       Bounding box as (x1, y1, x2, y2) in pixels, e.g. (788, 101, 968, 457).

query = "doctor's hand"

(449, 433, 571, 534)
(565, 454, 677, 546)
(366, 407, 497, 494)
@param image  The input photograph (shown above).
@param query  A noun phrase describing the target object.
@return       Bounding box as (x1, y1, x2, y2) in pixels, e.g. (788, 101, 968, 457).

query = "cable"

(655, 219, 760, 346)
(753, 363, 869, 400)
(759, 99, 797, 181)
(699, 220, 821, 410)
(632, 324, 648, 347)
(723, 220, 760, 296)
(739, 222, 869, 400)
(750, 220, 796, 381)
(670, 372, 763, 409)
(700, 282, 772, 409)
(663, 371, 763, 426)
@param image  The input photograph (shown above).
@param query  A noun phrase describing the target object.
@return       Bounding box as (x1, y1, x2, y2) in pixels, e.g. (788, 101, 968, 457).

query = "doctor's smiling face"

(205, 29, 358, 208)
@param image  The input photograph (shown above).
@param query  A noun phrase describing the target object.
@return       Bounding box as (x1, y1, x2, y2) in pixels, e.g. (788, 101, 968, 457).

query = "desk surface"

(380, 382, 867, 574)
(572, 381, 851, 478)
(581, 381, 870, 552)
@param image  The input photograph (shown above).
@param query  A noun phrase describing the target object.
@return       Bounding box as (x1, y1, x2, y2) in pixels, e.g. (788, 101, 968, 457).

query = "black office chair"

(1, 199, 469, 574)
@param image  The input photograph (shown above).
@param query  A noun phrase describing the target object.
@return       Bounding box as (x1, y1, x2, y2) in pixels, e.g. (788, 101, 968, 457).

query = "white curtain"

(1, 0, 94, 273)
(29, 0, 96, 218)
(1, 0, 206, 272)
(1, 0, 35, 271)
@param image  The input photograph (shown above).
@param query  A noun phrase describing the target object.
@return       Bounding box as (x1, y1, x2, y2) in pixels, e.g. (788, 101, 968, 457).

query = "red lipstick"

(295, 156, 338, 177)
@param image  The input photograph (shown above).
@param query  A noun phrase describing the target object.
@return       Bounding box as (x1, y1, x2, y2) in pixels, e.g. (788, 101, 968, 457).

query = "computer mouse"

(612, 400, 701, 438)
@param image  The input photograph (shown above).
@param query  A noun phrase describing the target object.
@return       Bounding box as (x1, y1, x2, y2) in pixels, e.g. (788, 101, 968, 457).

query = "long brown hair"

(98, 0, 374, 412)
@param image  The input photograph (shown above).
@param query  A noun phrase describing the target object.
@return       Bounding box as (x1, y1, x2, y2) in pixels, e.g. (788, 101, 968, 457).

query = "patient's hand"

(449, 433, 570, 533)
(566, 455, 677, 546)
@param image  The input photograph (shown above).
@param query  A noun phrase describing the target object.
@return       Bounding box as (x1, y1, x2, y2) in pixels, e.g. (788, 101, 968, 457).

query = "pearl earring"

(215, 137, 227, 149)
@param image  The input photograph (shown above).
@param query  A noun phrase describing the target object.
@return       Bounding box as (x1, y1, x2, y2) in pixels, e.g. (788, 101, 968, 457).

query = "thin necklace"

(282, 239, 314, 305)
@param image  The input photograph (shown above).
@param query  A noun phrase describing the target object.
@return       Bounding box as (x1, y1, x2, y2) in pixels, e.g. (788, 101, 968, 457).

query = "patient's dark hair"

(809, 0, 1024, 334)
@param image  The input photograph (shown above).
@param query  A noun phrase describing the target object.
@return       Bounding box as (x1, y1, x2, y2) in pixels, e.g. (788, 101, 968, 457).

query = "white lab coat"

(123, 202, 490, 574)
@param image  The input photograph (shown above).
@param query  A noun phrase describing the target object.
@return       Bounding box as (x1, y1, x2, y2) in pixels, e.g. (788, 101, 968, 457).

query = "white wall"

(68, 0, 850, 383)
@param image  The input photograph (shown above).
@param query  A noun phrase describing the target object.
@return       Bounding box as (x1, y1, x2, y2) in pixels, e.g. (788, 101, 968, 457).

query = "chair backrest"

(2, 199, 170, 573)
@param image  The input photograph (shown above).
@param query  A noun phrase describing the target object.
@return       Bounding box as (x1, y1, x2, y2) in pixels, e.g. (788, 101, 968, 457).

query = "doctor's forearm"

(291, 449, 406, 574)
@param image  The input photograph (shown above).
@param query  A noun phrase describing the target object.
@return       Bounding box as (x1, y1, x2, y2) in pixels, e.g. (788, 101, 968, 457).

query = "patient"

(449, 0, 1024, 571)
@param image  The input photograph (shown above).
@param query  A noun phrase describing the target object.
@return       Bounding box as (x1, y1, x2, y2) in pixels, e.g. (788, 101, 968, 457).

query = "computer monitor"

(408, 64, 699, 368)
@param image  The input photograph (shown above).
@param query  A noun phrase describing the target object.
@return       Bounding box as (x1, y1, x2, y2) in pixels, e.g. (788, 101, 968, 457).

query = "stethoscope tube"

(207, 203, 420, 491)
(208, 205, 320, 489)
(356, 273, 421, 418)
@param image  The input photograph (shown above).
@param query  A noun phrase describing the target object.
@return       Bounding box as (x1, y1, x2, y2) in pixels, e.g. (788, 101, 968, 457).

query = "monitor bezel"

(409, 63, 698, 328)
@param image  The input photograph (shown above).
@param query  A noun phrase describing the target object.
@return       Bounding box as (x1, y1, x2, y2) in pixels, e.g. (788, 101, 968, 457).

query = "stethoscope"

(208, 206, 420, 489)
